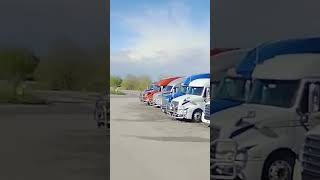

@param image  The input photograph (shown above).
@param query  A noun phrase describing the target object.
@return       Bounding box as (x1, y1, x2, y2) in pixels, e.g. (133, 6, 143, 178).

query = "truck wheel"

(192, 109, 203, 123)
(262, 151, 295, 180)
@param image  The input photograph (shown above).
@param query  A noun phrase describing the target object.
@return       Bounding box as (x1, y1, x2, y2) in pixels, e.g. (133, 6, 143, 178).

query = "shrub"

(121, 74, 151, 91)
(35, 39, 107, 92)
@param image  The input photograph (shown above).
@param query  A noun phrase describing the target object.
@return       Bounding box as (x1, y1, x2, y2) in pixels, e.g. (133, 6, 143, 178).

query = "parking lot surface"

(0, 96, 108, 180)
(110, 92, 209, 180)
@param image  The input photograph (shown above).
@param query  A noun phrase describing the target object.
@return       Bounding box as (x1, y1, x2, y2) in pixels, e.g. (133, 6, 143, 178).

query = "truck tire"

(262, 151, 295, 180)
(192, 109, 203, 123)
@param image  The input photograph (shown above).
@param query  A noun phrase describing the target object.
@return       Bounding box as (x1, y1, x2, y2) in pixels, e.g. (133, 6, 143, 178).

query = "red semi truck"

(145, 77, 181, 105)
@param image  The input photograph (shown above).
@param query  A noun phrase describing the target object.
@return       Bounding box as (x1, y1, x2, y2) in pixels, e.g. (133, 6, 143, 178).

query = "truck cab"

(168, 78, 210, 122)
(202, 48, 250, 123)
(211, 53, 320, 180)
(206, 37, 320, 126)
(145, 77, 180, 105)
(143, 83, 161, 104)
(161, 73, 210, 113)
(152, 77, 185, 108)
(140, 82, 156, 102)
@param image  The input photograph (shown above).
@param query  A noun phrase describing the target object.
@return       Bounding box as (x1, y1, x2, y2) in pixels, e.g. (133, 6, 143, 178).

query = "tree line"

(0, 39, 107, 95)
(110, 74, 152, 91)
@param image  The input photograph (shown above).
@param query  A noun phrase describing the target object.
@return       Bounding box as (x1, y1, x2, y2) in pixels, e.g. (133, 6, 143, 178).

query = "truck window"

(215, 77, 248, 101)
(300, 82, 320, 113)
(309, 83, 320, 113)
(248, 80, 299, 108)
(300, 84, 309, 114)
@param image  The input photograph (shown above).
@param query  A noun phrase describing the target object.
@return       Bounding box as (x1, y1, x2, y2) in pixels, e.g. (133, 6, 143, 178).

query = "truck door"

(293, 82, 320, 155)
(307, 83, 320, 128)
(295, 82, 320, 154)
(205, 87, 210, 103)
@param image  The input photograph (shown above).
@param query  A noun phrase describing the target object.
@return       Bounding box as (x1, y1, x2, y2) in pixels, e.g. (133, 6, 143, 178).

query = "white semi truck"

(202, 49, 250, 123)
(168, 78, 210, 122)
(210, 54, 320, 180)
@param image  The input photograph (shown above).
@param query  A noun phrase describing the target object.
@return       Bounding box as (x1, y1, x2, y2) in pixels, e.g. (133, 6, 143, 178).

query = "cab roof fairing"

(188, 78, 210, 88)
(237, 37, 320, 78)
(253, 53, 320, 80)
(181, 73, 210, 86)
(155, 76, 181, 86)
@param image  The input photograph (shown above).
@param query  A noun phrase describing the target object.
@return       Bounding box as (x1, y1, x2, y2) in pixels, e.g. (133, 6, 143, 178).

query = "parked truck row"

(138, 37, 320, 180)
(140, 48, 240, 123)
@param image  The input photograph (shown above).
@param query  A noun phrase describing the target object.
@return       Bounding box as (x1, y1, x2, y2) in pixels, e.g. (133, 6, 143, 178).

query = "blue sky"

(110, 0, 210, 80)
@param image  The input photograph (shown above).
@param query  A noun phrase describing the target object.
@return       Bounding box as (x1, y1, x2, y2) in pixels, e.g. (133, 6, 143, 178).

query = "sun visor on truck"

(236, 37, 320, 79)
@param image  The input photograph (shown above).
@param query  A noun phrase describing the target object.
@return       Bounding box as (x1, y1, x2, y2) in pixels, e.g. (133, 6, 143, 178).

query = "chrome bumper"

(211, 139, 249, 180)
(166, 106, 184, 119)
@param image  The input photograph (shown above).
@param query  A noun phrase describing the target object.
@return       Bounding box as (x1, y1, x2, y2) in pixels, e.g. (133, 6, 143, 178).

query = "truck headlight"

(211, 164, 236, 178)
(234, 149, 249, 169)
(183, 108, 188, 115)
(211, 140, 237, 161)
(212, 140, 254, 172)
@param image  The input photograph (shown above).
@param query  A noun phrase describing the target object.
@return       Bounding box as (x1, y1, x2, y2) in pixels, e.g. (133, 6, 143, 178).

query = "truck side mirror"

(296, 108, 309, 123)
(244, 80, 251, 101)
(308, 84, 320, 113)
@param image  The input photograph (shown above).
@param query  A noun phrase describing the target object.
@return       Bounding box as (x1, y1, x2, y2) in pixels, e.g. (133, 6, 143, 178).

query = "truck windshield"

(163, 86, 173, 92)
(153, 85, 161, 91)
(215, 77, 249, 101)
(248, 79, 299, 108)
(177, 85, 187, 94)
(211, 81, 220, 98)
(187, 87, 204, 96)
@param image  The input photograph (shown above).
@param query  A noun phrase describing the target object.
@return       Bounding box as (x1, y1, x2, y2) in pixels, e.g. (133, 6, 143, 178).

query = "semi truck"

(167, 76, 210, 122)
(207, 37, 320, 127)
(139, 82, 156, 102)
(202, 48, 250, 123)
(145, 77, 180, 105)
(211, 53, 320, 180)
(161, 73, 210, 113)
(142, 82, 161, 103)
(152, 77, 185, 108)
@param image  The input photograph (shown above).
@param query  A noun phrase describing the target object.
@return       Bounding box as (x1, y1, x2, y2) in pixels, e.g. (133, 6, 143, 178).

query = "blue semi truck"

(160, 73, 210, 113)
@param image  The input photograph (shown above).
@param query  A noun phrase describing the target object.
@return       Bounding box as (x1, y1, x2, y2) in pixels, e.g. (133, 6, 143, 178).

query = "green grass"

(0, 83, 48, 105)
(110, 87, 125, 95)
(6, 94, 48, 105)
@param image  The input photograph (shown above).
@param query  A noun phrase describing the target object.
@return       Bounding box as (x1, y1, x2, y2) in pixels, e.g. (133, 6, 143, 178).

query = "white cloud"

(111, 1, 210, 79)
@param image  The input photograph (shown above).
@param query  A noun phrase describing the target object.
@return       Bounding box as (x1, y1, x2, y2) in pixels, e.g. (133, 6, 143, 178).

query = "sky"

(212, 0, 320, 48)
(0, 0, 107, 56)
(110, 0, 210, 81)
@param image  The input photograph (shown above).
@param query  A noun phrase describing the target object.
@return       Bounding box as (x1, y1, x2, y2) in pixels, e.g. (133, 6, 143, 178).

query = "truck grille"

(170, 101, 179, 113)
(204, 104, 210, 120)
(161, 96, 168, 108)
(158, 96, 162, 105)
(210, 125, 221, 141)
(302, 134, 320, 177)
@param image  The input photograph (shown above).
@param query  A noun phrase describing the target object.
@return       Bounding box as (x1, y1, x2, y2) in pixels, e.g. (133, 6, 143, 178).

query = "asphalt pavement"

(0, 93, 108, 180)
(110, 92, 209, 180)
